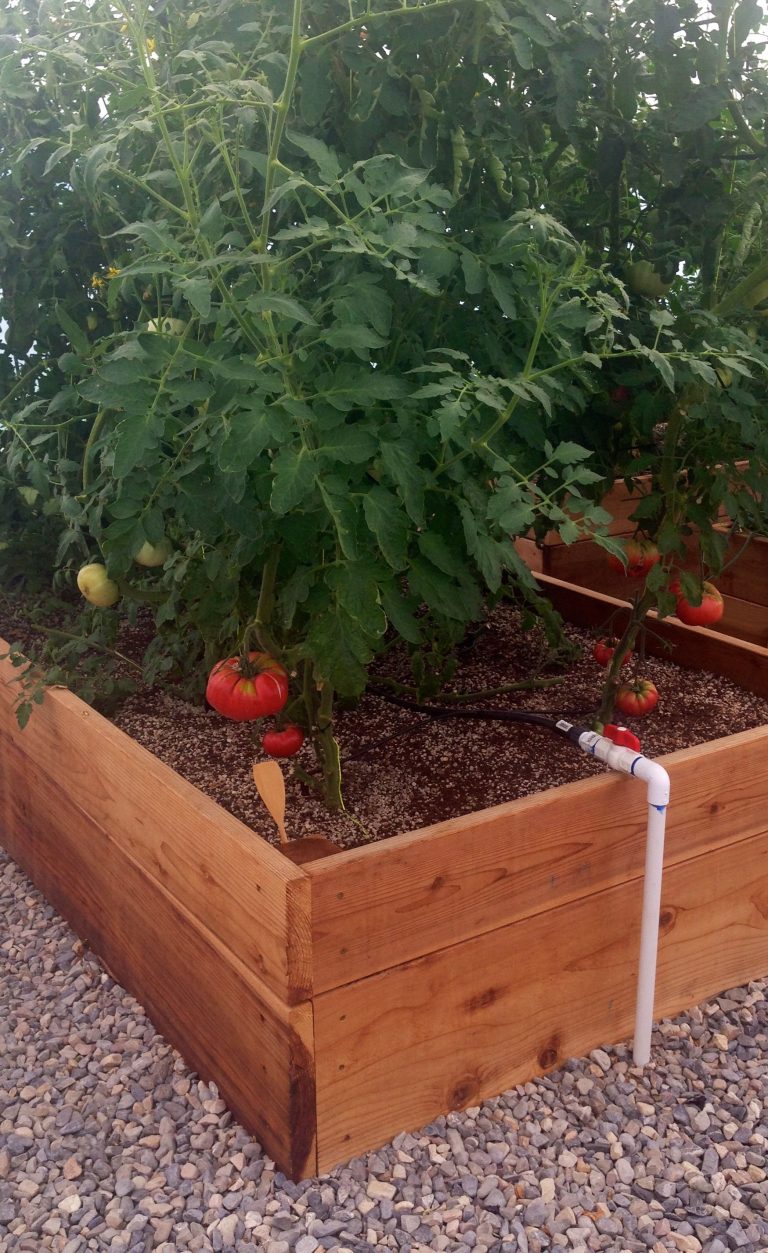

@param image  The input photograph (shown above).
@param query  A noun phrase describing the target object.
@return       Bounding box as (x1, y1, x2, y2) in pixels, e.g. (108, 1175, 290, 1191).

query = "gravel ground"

(2, 852, 767, 1253)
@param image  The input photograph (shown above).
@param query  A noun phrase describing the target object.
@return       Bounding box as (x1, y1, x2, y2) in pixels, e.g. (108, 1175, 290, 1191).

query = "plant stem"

(258, 0, 304, 255)
(25, 623, 143, 673)
(595, 585, 657, 725)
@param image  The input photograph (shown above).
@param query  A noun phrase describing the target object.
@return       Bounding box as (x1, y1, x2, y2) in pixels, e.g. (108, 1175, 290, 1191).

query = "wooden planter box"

(517, 473, 768, 648)
(2, 597, 768, 1179)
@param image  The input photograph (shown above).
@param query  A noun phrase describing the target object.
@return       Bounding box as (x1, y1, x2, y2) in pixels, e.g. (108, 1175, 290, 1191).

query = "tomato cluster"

(206, 651, 307, 758)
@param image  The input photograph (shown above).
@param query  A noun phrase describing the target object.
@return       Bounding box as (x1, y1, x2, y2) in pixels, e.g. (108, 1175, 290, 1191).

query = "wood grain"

(717, 532, 768, 607)
(0, 732, 317, 1178)
(314, 829, 768, 1169)
(0, 648, 311, 1003)
(307, 724, 768, 992)
(537, 575, 768, 698)
(539, 543, 768, 646)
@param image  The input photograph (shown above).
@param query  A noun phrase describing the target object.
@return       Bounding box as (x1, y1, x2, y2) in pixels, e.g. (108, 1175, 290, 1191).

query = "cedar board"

(1, 606, 768, 1176)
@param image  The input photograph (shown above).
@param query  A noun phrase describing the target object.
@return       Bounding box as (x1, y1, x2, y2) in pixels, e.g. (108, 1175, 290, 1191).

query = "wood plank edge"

(0, 644, 307, 891)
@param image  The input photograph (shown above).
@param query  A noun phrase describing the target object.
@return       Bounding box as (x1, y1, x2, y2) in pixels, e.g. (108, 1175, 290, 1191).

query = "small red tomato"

(206, 651, 289, 721)
(603, 724, 642, 751)
(609, 385, 632, 404)
(606, 538, 661, 579)
(262, 725, 305, 757)
(674, 580, 724, 627)
(592, 638, 633, 667)
(615, 679, 659, 717)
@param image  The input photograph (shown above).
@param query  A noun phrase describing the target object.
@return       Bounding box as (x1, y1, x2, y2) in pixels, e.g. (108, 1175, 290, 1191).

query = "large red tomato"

(615, 679, 659, 717)
(607, 538, 660, 579)
(674, 580, 724, 627)
(206, 652, 289, 721)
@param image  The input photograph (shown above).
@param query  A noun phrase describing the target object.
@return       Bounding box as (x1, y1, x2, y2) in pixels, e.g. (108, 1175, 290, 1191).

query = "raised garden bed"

(2, 571, 768, 1180)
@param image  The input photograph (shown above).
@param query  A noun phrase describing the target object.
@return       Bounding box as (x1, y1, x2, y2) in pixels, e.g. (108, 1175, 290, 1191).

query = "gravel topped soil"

(114, 607, 768, 848)
(2, 596, 768, 849)
(2, 849, 767, 1252)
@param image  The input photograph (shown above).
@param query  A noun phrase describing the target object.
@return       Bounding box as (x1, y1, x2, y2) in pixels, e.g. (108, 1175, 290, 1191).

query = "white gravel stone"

(366, 1179, 397, 1201)
(1, 850, 768, 1253)
(540, 1177, 556, 1202)
(58, 1194, 82, 1215)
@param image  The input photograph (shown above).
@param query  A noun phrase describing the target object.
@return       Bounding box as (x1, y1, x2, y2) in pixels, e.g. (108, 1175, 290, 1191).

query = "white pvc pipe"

(632, 802, 668, 1065)
(564, 727, 671, 1066)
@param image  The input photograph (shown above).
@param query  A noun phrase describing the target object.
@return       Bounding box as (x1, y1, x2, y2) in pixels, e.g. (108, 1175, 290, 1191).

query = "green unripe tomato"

(77, 563, 120, 608)
(626, 261, 671, 299)
(145, 317, 187, 335)
(134, 537, 173, 568)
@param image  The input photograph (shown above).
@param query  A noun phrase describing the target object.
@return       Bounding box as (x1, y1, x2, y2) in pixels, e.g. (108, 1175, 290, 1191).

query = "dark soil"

(2, 592, 767, 850)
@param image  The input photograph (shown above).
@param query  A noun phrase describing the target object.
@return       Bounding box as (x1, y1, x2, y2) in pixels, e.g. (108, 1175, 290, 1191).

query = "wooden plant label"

(252, 760, 289, 844)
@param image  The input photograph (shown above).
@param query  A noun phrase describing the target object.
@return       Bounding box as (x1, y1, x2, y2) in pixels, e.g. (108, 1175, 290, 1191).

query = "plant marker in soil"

(252, 760, 339, 864)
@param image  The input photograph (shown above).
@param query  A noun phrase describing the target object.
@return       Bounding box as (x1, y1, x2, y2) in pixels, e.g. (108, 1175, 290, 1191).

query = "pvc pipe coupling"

(575, 729, 671, 809)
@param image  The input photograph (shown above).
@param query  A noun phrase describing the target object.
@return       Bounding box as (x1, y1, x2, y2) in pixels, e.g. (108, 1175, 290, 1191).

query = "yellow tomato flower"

(145, 37, 156, 54)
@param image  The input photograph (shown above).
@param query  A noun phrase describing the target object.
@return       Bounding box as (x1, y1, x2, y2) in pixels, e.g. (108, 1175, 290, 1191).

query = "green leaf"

(55, 303, 90, 356)
(461, 250, 484, 295)
(325, 323, 387, 354)
(551, 441, 593, 464)
(316, 425, 378, 464)
(417, 530, 465, 577)
(487, 270, 517, 318)
(646, 349, 675, 391)
(113, 414, 159, 479)
(179, 276, 212, 319)
(305, 610, 371, 696)
(408, 558, 482, 622)
(363, 486, 409, 571)
(381, 581, 422, 645)
(379, 441, 425, 526)
(326, 564, 387, 639)
(270, 448, 315, 514)
(318, 480, 360, 560)
(286, 131, 341, 184)
(218, 409, 274, 472)
(246, 293, 316, 325)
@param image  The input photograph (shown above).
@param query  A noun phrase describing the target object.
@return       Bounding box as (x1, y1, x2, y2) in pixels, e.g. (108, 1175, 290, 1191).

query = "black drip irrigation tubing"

(368, 685, 595, 740)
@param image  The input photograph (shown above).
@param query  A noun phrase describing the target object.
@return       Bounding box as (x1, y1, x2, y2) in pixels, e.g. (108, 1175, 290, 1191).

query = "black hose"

(368, 684, 588, 739)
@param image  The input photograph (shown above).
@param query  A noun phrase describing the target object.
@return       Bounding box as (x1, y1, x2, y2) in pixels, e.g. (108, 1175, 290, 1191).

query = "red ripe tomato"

(206, 652, 289, 721)
(592, 638, 633, 667)
(609, 385, 632, 405)
(606, 538, 660, 579)
(674, 580, 724, 627)
(603, 724, 642, 751)
(262, 725, 305, 758)
(615, 679, 659, 717)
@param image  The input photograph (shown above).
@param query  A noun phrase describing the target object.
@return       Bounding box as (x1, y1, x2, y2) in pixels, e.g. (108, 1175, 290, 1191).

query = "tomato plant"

(2, 0, 768, 806)
(206, 654, 289, 722)
(615, 680, 659, 718)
